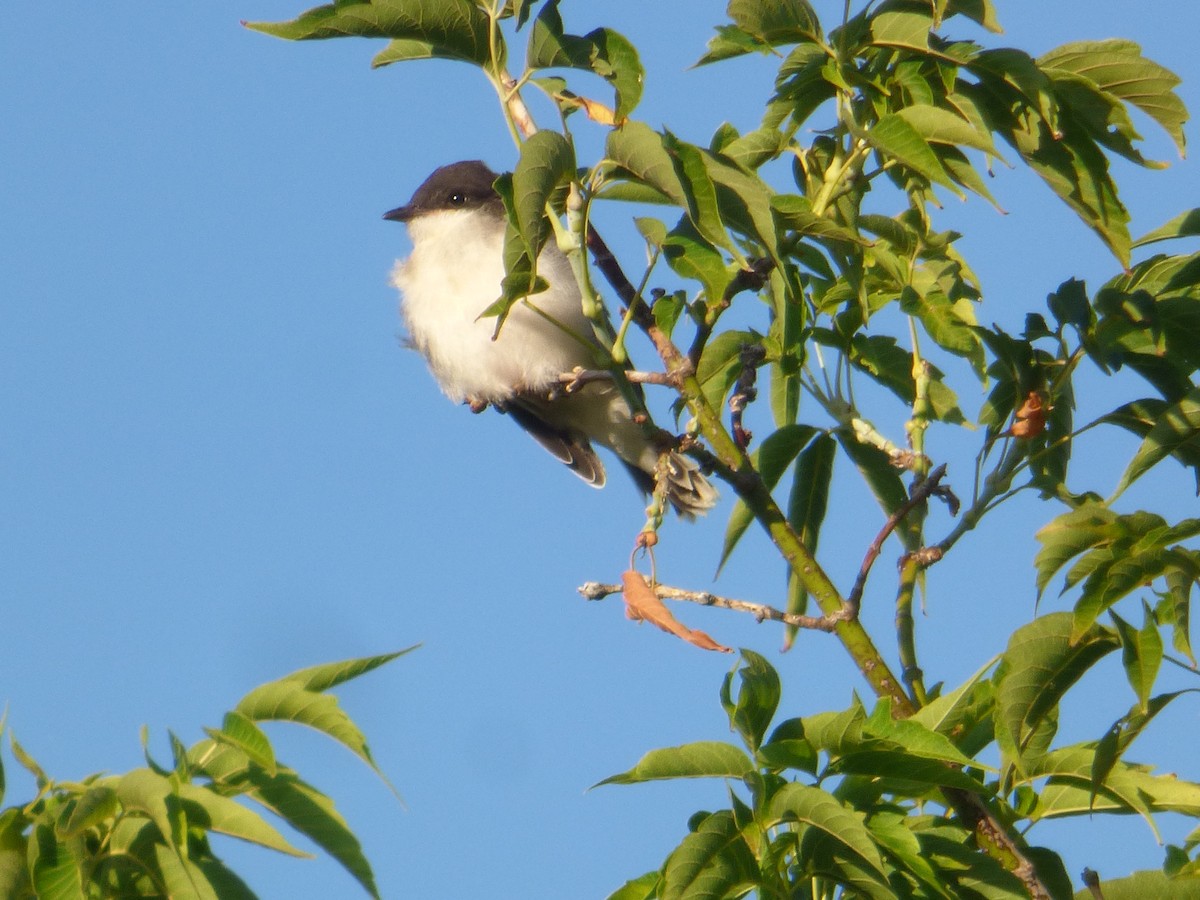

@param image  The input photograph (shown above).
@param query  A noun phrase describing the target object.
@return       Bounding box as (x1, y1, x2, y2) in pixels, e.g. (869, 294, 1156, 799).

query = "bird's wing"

(503, 401, 607, 488)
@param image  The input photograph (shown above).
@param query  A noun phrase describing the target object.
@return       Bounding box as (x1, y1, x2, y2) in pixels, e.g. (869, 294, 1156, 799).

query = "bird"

(384, 159, 718, 517)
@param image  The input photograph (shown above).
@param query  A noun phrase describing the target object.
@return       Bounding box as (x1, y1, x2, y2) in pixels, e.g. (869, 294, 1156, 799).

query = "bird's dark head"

(383, 160, 501, 223)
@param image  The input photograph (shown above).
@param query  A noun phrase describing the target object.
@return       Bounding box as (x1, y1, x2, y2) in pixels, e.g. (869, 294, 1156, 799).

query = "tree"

(0, 652, 413, 897)
(18, 1, 1189, 897)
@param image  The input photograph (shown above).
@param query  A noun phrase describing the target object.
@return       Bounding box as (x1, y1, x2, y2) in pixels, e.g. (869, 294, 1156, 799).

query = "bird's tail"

(663, 451, 719, 519)
(624, 451, 718, 520)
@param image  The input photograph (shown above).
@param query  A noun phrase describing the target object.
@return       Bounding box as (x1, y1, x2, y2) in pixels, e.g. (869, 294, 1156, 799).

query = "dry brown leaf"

(621, 570, 732, 653)
(577, 96, 618, 125)
(1007, 391, 1048, 438)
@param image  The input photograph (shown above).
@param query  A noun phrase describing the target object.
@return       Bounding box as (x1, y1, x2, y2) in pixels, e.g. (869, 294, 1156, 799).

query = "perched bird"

(385, 160, 717, 517)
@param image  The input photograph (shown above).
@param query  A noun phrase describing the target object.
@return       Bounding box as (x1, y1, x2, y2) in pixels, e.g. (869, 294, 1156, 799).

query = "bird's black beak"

(382, 204, 413, 223)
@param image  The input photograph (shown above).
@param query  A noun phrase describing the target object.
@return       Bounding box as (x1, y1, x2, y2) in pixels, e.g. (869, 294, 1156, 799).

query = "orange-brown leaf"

(1007, 391, 1047, 438)
(621, 570, 732, 653)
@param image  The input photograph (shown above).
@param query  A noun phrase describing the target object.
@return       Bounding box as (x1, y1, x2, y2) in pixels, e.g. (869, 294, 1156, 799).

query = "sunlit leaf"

(245, 0, 493, 67)
(116, 769, 185, 857)
(176, 782, 308, 857)
(1114, 386, 1200, 497)
(29, 823, 84, 900)
(247, 768, 379, 899)
(57, 785, 118, 839)
(660, 810, 757, 900)
(1110, 605, 1163, 713)
(861, 113, 963, 197)
(766, 784, 890, 882)
(207, 711, 277, 777)
(1039, 39, 1187, 156)
(993, 613, 1119, 770)
(720, 650, 781, 753)
(1134, 208, 1200, 248)
(597, 742, 755, 786)
(718, 424, 817, 572)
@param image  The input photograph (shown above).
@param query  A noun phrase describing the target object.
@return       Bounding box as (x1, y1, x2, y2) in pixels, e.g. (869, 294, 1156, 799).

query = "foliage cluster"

(8, 0, 1196, 897)
(240, 1, 1200, 897)
(0, 651, 411, 898)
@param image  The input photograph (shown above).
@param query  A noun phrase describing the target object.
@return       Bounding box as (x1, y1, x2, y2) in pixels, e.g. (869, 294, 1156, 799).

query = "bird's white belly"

(392, 209, 595, 403)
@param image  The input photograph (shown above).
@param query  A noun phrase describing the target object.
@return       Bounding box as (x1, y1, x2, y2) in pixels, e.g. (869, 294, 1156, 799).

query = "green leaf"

(758, 718, 818, 773)
(720, 650, 781, 753)
(596, 742, 756, 786)
(512, 130, 575, 259)
(666, 135, 738, 256)
(728, 0, 822, 44)
(245, 0, 493, 67)
(116, 769, 185, 856)
(605, 122, 689, 209)
(993, 613, 1119, 770)
(153, 841, 222, 900)
(702, 153, 780, 262)
(1134, 208, 1200, 248)
(57, 785, 119, 839)
(911, 657, 998, 746)
(176, 781, 309, 857)
(834, 432, 912, 537)
(526, 2, 644, 119)
(279, 647, 418, 692)
(1092, 691, 1195, 793)
(695, 329, 761, 419)
(1073, 869, 1200, 899)
(605, 870, 660, 900)
(698, 0, 823, 64)
(1022, 745, 1200, 834)
(660, 810, 758, 900)
(247, 768, 379, 899)
(861, 113, 963, 197)
(718, 125, 788, 171)
(1046, 277, 1093, 333)
(662, 218, 735, 303)
(526, 0, 592, 70)
(1111, 604, 1164, 713)
(587, 28, 644, 121)
(1114, 386, 1200, 497)
(899, 286, 984, 375)
(718, 424, 817, 572)
(1033, 502, 1117, 597)
(1039, 39, 1187, 156)
(207, 711, 277, 776)
(894, 104, 998, 155)
(766, 783, 890, 883)
(783, 434, 835, 648)
(9, 734, 47, 787)
(866, 812, 955, 899)
(237, 680, 380, 773)
(870, 6, 933, 53)
(865, 700, 986, 769)
(829, 750, 986, 793)
(29, 823, 84, 900)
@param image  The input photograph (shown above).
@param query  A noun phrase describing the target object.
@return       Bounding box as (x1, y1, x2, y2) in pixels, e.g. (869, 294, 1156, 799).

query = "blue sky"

(3, 2, 1198, 897)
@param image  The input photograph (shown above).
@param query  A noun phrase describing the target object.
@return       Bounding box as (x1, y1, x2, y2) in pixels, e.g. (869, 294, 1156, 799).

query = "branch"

(578, 581, 850, 632)
(845, 464, 949, 617)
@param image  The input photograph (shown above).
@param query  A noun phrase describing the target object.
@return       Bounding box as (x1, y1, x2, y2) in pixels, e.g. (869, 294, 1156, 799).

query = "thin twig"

(578, 581, 851, 632)
(688, 258, 774, 367)
(845, 464, 949, 617)
(555, 368, 674, 390)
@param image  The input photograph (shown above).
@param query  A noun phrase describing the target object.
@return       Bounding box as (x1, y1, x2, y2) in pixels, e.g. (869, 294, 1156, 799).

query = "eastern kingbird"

(384, 160, 718, 517)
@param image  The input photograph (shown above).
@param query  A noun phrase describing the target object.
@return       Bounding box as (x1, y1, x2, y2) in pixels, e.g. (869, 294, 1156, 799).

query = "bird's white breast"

(392, 208, 596, 404)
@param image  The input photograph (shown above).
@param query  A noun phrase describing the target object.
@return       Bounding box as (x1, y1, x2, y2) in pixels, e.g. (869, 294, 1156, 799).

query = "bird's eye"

(448, 192, 465, 206)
